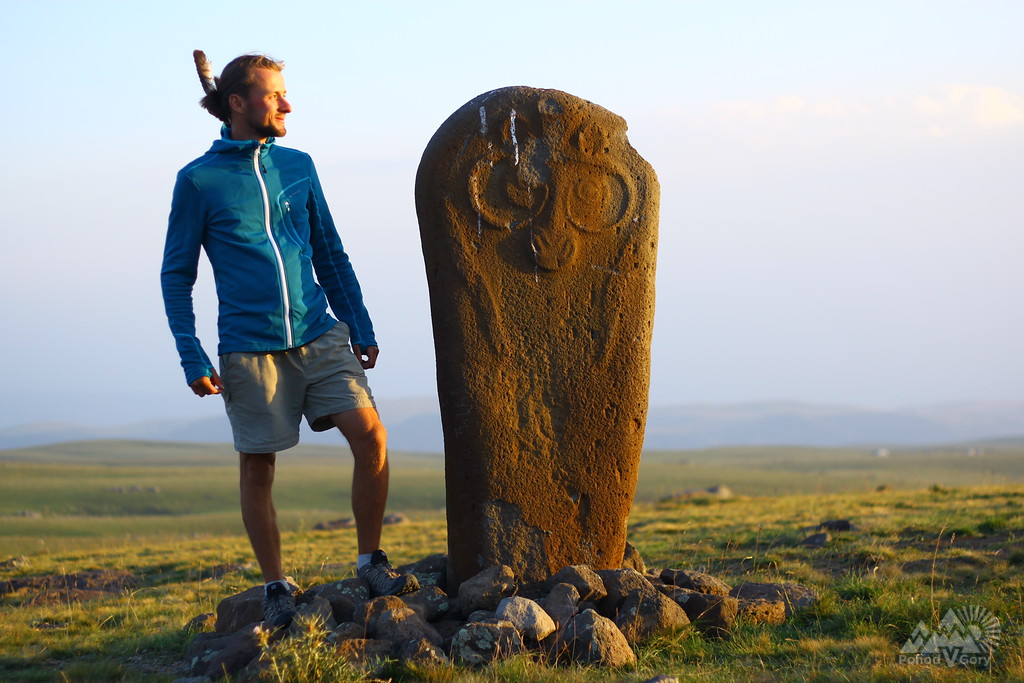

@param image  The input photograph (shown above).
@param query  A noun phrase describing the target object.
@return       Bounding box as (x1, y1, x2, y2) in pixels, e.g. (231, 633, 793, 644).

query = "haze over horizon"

(3, 1, 1022, 430)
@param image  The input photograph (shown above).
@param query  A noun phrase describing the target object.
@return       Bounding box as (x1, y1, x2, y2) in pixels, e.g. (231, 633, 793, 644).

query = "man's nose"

(280, 97, 293, 113)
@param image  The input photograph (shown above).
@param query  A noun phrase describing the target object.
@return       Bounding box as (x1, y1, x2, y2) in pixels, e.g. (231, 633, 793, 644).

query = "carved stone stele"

(415, 86, 659, 588)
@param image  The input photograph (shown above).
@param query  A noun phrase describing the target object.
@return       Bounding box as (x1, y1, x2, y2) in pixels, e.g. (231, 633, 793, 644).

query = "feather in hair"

(193, 50, 217, 94)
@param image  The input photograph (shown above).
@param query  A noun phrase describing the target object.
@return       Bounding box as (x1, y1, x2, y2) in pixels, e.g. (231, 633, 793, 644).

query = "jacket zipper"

(252, 147, 294, 347)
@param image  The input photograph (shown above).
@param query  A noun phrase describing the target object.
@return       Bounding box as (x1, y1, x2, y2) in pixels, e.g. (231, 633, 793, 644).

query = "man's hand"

(190, 369, 225, 397)
(352, 344, 379, 370)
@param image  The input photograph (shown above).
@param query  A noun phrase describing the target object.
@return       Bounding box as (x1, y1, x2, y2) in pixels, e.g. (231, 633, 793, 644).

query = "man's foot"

(263, 581, 297, 629)
(358, 549, 420, 597)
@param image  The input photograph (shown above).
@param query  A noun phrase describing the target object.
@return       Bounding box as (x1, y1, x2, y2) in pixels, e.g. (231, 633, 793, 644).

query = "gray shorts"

(219, 322, 376, 453)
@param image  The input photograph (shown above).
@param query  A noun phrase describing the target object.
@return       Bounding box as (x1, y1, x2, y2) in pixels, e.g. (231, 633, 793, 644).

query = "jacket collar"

(208, 125, 276, 156)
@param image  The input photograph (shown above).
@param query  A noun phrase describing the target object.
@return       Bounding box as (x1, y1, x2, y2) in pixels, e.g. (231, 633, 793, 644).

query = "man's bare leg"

(330, 407, 388, 554)
(239, 451, 284, 582)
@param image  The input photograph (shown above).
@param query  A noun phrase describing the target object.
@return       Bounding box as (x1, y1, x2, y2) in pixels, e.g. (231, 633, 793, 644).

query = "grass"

(1, 440, 1023, 680)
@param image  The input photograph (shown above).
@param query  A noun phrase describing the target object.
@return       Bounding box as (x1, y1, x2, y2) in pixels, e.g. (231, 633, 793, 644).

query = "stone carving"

(415, 86, 659, 586)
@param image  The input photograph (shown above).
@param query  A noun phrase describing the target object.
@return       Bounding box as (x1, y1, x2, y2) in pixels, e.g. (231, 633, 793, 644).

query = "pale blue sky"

(2, 1, 1022, 426)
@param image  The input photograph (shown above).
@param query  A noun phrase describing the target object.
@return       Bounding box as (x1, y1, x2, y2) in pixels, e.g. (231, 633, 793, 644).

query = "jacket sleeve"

(305, 159, 378, 348)
(161, 171, 215, 385)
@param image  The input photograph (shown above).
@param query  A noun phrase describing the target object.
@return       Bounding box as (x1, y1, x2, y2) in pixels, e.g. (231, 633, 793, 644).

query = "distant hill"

(1, 399, 1022, 452)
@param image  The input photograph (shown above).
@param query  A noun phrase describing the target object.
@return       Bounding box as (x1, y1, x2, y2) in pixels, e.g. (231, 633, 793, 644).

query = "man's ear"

(229, 92, 246, 115)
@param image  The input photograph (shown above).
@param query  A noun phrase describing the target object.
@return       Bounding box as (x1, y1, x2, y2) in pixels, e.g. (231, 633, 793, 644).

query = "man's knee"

(332, 409, 387, 450)
(240, 452, 276, 488)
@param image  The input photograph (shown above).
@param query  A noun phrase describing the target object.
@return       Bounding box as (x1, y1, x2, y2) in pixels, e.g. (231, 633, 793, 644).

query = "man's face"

(233, 68, 292, 140)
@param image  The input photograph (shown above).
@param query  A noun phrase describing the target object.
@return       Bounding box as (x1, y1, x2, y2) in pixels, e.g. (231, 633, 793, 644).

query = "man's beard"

(253, 119, 286, 138)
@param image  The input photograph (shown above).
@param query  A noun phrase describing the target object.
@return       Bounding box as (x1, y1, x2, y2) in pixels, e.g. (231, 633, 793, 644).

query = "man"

(161, 51, 418, 629)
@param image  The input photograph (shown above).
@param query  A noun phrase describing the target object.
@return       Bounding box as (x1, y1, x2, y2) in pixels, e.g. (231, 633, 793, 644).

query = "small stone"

(183, 632, 234, 676)
(465, 609, 497, 623)
(496, 596, 557, 641)
(559, 609, 635, 667)
(184, 613, 216, 633)
(451, 620, 524, 666)
(313, 517, 356, 530)
(374, 606, 443, 648)
(214, 586, 265, 634)
(736, 598, 786, 625)
(398, 637, 450, 666)
(303, 581, 361, 623)
(730, 582, 819, 617)
(819, 519, 859, 532)
(333, 638, 395, 666)
(397, 553, 448, 575)
(401, 585, 449, 622)
(799, 532, 830, 548)
(288, 596, 336, 633)
(595, 568, 655, 618)
(382, 513, 408, 525)
(660, 569, 732, 597)
(201, 626, 261, 677)
(354, 595, 408, 633)
(543, 583, 581, 629)
(614, 587, 690, 644)
(328, 621, 364, 643)
(546, 565, 607, 602)
(640, 676, 680, 683)
(660, 587, 738, 639)
(457, 565, 516, 615)
(621, 543, 646, 573)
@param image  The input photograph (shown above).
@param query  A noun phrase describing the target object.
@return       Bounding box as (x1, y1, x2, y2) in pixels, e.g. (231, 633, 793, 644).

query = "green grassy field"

(1, 440, 1022, 680)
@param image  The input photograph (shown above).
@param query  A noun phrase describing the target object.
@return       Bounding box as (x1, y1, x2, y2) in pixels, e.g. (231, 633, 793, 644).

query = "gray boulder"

(559, 609, 635, 667)
(457, 565, 516, 615)
(451, 620, 525, 666)
(496, 596, 556, 641)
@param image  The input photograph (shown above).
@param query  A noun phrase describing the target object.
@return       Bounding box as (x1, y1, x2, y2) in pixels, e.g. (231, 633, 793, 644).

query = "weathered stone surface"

(333, 638, 395, 666)
(354, 595, 408, 634)
(433, 618, 467, 650)
(373, 606, 443, 647)
(304, 581, 361, 623)
(184, 632, 234, 676)
(547, 565, 607, 602)
(185, 612, 216, 633)
(559, 609, 635, 667)
(401, 585, 450, 622)
(659, 586, 738, 638)
(730, 582, 819, 617)
(614, 587, 690, 644)
(398, 553, 449, 591)
(457, 565, 516, 615)
(451, 620, 525, 666)
(496, 596, 557, 641)
(328, 621, 365, 643)
(621, 542, 646, 573)
(736, 598, 787, 625)
(416, 86, 659, 587)
(195, 626, 261, 678)
(306, 578, 370, 608)
(397, 637, 450, 667)
(543, 582, 580, 629)
(288, 596, 337, 633)
(660, 569, 732, 597)
(214, 586, 263, 634)
(596, 568, 654, 617)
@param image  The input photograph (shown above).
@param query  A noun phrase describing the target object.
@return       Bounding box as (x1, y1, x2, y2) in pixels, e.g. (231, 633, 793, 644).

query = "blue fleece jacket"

(161, 130, 376, 385)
